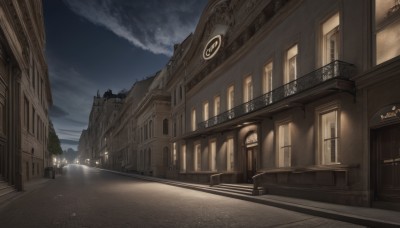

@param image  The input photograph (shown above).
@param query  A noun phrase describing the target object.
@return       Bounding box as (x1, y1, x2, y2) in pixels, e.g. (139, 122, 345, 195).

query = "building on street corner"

(0, 0, 52, 191)
(79, 0, 400, 210)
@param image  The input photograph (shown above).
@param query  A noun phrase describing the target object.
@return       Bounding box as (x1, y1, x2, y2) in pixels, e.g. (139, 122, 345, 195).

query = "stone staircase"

(211, 183, 255, 196)
(0, 176, 17, 204)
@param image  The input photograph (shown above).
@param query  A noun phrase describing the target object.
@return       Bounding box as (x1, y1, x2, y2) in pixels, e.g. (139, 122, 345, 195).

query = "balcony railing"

(198, 61, 354, 130)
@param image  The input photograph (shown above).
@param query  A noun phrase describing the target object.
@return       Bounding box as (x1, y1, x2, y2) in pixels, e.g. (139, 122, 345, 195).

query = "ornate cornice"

(186, 0, 291, 92)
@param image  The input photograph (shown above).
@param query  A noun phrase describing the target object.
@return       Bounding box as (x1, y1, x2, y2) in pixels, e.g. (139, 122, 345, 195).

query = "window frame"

(315, 102, 341, 165)
(194, 143, 201, 171)
(275, 119, 292, 168)
(209, 140, 217, 171)
(285, 44, 298, 84)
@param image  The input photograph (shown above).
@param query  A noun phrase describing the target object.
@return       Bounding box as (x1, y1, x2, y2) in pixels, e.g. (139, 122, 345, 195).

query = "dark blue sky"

(44, 0, 208, 150)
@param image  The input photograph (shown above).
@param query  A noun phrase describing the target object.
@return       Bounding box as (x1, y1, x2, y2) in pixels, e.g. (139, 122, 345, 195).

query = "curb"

(101, 168, 400, 228)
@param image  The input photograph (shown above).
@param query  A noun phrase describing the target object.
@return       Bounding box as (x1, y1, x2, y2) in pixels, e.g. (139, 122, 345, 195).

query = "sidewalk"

(102, 169, 400, 228)
(0, 177, 53, 211)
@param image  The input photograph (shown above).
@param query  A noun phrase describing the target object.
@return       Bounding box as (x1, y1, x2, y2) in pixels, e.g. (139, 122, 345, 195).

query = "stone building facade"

(0, 0, 52, 190)
(81, 0, 400, 209)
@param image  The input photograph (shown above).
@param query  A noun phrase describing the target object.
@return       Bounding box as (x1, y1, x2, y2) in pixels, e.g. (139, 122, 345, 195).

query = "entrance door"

(374, 124, 400, 202)
(246, 148, 256, 182)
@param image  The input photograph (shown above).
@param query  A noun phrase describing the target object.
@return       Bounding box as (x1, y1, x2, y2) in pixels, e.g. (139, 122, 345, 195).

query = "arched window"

(163, 119, 169, 135)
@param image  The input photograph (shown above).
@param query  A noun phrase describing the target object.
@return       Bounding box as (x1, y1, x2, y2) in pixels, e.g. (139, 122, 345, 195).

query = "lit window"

(181, 144, 186, 172)
(320, 110, 339, 164)
(243, 76, 253, 102)
(278, 122, 291, 167)
(227, 138, 234, 171)
(173, 143, 177, 166)
(285, 45, 298, 83)
(263, 62, 273, 94)
(214, 96, 220, 116)
(194, 144, 201, 171)
(209, 141, 216, 171)
(203, 101, 209, 121)
(375, 0, 400, 64)
(285, 45, 298, 96)
(191, 108, 196, 131)
(322, 13, 340, 65)
(227, 85, 234, 110)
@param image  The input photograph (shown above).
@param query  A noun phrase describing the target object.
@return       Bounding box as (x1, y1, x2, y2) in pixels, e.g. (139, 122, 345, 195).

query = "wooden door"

(376, 124, 400, 202)
(246, 148, 256, 182)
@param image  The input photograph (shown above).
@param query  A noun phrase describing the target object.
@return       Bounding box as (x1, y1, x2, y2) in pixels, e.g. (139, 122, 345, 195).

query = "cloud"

(60, 139, 79, 145)
(47, 54, 97, 150)
(63, 0, 205, 56)
(50, 105, 69, 118)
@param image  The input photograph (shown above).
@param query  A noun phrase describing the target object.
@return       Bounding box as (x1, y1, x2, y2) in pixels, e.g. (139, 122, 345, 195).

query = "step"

(212, 187, 252, 195)
(0, 185, 15, 196)
(218, 184, 254, 191)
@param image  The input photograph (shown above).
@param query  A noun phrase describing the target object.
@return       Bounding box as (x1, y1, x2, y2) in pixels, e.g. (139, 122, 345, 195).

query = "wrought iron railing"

(198, 61, 354, 130)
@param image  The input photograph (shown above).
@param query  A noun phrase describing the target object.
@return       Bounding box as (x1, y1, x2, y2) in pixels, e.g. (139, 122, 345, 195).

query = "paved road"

(0, 165, 362, 227)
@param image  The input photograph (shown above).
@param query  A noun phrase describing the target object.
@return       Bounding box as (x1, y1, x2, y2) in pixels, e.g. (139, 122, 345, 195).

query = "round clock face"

(203, 35, 222, 60)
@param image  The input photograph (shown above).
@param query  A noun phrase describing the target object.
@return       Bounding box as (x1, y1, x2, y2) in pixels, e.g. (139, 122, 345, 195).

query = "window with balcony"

(194, 143, 201, 171)
(263, 62, 273, 104)
(214, 96, 220, 116)
(322, 13, 340, 65)
(285, 45, 298, 96)
(203, 101, 209, 121)
(263, 62, 273, 94)
(285, 45, 298, 83)
(244, 76, 253, 112)
(209, 140, 216, 171)
(227, 138, 234, 171)
(191, 108, 196, 131)
(243, 76, 253, 102)
(277, 122, 291, 167)
(227, 85, 234, 110)
(375, 0, 400, 64)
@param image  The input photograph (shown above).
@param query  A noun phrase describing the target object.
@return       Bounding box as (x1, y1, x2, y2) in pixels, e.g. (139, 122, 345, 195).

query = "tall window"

(214, 96, 220, 116)
(278, 122, 291, 167)
(191, 108, 196, 131)
(285, 45, 298, 83)
(375, 0, 400, 64)
(322, 13, 340, 65)
(163, 119, 169, 135)
(203, 101, 209, 121)
(172, 142, 177, 166)
(243, 75, 253, 102)
(263, 62, 273, 94)
(227, 138, 234, 171)
(209, 141, 216, 171)
(194, 144, 201, 171)
(181, 144, 186, 172)
(24, 97, 29, 130)
(32, 107, 35, 134)
(320, 110, 339, 164)
(149, 120, 153, 138)
(227, 85, 234, 110)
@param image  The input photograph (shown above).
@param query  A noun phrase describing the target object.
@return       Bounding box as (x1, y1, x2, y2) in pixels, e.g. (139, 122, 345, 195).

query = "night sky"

(44, 0, 208, 150)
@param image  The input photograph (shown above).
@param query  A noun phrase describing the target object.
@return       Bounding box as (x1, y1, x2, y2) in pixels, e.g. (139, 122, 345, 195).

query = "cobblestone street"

(0, 165, 362, 228)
